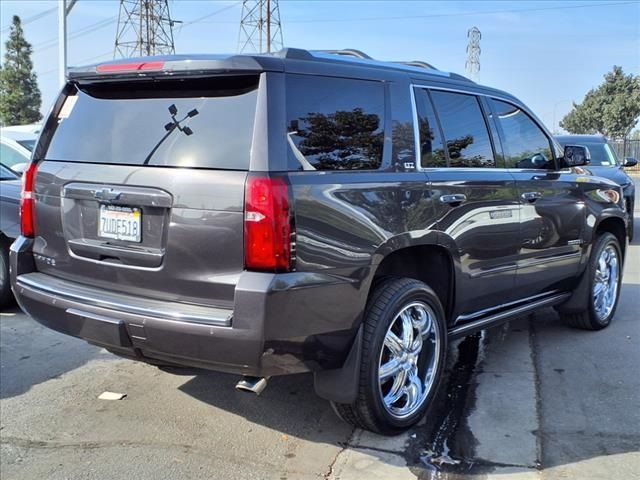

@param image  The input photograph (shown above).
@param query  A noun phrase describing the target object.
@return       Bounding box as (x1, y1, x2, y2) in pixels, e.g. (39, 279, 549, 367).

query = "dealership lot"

(1, 191, 639, 480)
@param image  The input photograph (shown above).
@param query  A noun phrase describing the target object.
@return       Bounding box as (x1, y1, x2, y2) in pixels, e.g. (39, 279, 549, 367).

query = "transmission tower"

(114, 0, 176, 58)
(238, 0, 283, 53)
(465, 26, 481, 82)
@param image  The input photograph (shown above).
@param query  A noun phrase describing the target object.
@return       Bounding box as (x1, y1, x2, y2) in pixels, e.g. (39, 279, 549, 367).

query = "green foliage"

(0, 15, 42, 126)
(560, 66, 640, 139)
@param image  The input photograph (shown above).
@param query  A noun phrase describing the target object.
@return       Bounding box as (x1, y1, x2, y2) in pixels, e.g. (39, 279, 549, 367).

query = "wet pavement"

(1, 203, 639, 479)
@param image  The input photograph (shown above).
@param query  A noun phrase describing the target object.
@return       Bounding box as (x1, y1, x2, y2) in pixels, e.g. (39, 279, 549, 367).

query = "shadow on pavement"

(0, 305, 104, 399)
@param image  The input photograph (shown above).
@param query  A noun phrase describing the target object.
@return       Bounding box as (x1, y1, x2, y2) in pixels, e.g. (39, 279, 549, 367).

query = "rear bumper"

(10, 236, 366, 376)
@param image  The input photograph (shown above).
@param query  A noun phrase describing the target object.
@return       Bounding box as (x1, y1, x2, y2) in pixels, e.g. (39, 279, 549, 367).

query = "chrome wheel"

(593, 244, 619, 321)
(378, 301, 441, 419)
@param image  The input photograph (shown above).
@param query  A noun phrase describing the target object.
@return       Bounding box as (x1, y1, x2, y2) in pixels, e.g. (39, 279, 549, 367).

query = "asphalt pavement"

(1, 182, 639, 480)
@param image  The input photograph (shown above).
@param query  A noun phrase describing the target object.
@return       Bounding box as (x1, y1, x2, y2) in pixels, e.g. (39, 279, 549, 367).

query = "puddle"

(407, 330, 499, 479)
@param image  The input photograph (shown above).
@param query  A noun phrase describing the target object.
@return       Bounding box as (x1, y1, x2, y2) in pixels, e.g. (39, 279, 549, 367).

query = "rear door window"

(44, 76, 259, 170)
(490, 99, 554, 169)
(430, 91, 495, 168)
(286, 75, 385, 171)
(413, 88, 447, 167)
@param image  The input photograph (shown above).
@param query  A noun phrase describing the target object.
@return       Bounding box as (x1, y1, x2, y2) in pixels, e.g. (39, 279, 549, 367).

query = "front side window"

(490, 99, 554, 169)
(430, 91, 495, 168)
(286, 75, 385, 171)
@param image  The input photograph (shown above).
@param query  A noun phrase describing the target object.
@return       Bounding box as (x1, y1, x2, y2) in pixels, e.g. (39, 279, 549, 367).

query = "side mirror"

(623, 157, 638, 167)
(563, 145, 591, 167)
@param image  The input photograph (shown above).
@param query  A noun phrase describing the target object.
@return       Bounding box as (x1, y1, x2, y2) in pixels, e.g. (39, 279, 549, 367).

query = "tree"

(0, 15, 42, 126)
(560, 66, 640, 139)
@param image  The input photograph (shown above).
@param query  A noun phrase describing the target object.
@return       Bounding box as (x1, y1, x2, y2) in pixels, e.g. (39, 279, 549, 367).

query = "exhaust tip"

(235, 376, 268, 395)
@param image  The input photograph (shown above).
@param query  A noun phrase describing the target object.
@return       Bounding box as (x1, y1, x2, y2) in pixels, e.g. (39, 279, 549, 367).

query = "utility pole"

(238, 0, 283, 53)
(465, 26, 481, 83)
(114, 0, 177, 58)
(58, 0, 78, 87)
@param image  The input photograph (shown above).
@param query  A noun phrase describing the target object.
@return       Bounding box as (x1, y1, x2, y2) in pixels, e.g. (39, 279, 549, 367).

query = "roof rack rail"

(318, 49, 373, 60)
(393, 60, 437, 70)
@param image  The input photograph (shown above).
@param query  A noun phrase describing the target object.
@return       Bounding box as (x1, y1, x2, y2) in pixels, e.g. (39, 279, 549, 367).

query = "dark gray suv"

(11, 49, 629, 434)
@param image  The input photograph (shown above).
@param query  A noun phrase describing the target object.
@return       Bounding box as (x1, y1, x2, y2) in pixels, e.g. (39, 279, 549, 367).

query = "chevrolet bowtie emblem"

(94, 188, 122, 201)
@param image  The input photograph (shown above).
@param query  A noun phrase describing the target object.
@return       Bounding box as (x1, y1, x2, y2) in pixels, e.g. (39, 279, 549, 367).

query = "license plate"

(98, 205, 142, 242)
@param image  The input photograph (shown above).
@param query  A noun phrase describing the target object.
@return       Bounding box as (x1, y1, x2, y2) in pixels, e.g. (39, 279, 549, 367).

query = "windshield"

(44, 76, 259, 170)
(582, 142, 619, 166)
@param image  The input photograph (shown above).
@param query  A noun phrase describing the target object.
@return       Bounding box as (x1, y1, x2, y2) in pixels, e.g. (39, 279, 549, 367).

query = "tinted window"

(430, 91, 495, 168)
(286, 75, 384, 171)
(45, 76, 259, 169)
(414, 89, 446, 167)
(490, 99, 553, 169)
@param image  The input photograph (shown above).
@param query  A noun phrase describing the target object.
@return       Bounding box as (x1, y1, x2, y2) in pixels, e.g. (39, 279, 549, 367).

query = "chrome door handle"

(521, 191, 542, 203)
(440, 194, 467, 205)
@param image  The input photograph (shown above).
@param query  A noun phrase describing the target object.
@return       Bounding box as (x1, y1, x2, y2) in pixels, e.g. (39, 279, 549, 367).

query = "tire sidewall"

(365, 281, 447, 431)
(587, 233, 622, 327)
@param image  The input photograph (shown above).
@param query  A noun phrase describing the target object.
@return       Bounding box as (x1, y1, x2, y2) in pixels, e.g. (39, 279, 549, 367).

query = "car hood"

(586, 166, 633, 188)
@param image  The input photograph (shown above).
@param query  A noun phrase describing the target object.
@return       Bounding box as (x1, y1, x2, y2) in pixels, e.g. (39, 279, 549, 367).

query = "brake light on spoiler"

(96, 61, 165, 73)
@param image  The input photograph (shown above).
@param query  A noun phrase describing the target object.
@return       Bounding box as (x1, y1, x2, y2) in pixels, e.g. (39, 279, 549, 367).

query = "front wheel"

(561, 232, 622, 330)
(331, 277, 447, 435)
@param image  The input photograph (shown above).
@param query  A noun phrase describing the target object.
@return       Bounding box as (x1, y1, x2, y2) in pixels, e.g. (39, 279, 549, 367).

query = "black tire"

(0, 243, 14, 310)
(561, 232, 622, 330)
(331, 277, 447, 435)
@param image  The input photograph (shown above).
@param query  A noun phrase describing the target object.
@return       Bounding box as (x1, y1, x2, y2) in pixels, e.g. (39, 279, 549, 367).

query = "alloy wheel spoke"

(384, 331, 404, 357)
(400, 312, 414, 350)
(384, 368, 407, 405)
(404, 369, 423, 409)
(379, 358, 403, 381)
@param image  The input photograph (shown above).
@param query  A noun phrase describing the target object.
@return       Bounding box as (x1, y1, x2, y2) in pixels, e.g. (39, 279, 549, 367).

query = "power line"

(0, 6, 57, 34)
(282, 1, 638, 24)
(33, 16, 118, 53)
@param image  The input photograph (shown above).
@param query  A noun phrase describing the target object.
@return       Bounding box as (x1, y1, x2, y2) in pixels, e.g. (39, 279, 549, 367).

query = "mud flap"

(313, 326, 363, 404)
(555, 269, 590, 314)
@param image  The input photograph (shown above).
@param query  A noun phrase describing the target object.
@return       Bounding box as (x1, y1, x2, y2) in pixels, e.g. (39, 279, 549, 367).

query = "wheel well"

(372, 245, 454, 319)
(595, 217, 626, 258)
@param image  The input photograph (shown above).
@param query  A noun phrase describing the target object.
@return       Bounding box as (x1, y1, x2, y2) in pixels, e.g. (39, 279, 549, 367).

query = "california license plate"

(98, 205, 141, 242)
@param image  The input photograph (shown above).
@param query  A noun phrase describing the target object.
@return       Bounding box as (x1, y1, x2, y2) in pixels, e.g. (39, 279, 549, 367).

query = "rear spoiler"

(68, 54, 284, 80)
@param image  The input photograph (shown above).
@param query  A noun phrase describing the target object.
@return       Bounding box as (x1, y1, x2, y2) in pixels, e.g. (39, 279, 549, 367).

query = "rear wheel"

(331, 277, 447, 435)
(561, 232, 622, 330)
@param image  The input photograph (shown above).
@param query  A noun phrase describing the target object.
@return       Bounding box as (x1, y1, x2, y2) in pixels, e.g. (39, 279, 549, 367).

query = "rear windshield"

(44, 76, 259, 170)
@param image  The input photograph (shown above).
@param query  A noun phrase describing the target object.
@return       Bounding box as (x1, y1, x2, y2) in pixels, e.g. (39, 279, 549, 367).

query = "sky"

(0, 0, 639, 132)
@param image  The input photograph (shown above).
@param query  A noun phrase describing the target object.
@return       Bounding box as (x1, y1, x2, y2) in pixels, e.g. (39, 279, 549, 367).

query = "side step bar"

(448, 292, 571, 340)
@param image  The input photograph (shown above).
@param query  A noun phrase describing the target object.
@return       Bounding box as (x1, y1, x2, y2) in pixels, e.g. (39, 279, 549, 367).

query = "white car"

(0, 124, 39, 174)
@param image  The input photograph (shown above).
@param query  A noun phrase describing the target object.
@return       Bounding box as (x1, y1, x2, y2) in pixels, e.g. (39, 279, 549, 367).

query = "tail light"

(244, 174, 293, 272)
(20, 162, 38, 237)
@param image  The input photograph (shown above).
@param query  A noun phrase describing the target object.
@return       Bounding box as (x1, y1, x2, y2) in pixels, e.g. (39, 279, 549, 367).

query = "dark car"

(10, 49, 629, 434)
(556, 135, 636, 239)
(1, 163, 21, 307)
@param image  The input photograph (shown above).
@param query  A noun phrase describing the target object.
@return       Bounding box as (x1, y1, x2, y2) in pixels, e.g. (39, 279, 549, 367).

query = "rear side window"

(286, 75, 385, 171)
(490, 99, 553, 169)
(430, 91, 495, 168)
(414, 88, 446, 167)
(44, 76, 259, 170)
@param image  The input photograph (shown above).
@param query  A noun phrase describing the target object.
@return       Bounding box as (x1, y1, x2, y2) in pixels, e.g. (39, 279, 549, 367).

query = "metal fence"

(611, 139, 640, 172)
